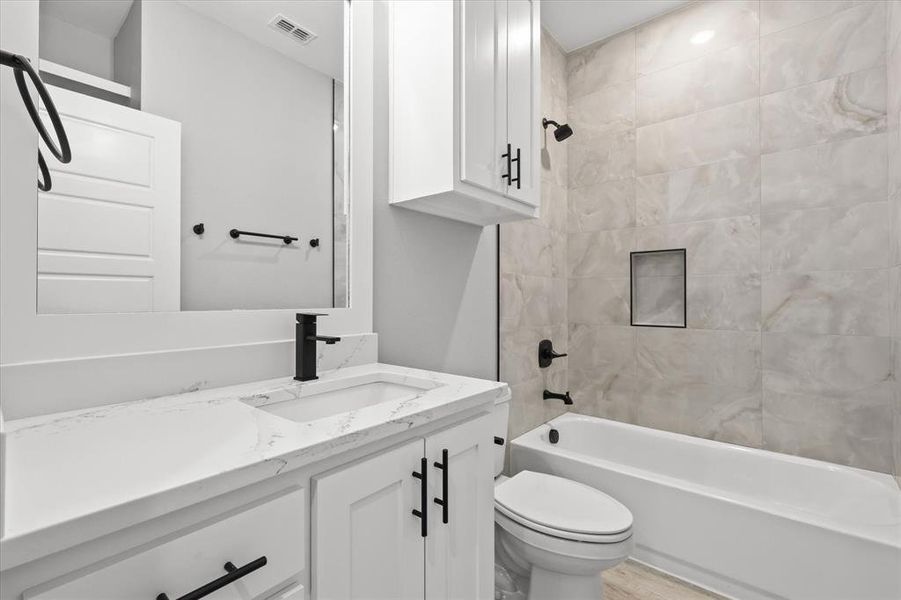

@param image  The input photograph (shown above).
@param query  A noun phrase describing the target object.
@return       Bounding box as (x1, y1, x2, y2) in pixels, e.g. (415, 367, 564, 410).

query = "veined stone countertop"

(0, 363, 509, 570)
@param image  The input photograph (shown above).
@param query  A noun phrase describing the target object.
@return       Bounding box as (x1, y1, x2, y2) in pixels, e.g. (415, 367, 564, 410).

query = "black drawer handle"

(433, 448, 449, 524)
(411, 457, 428, 537)
(501, 143, 512, 185)
(494, 436, 505, 446)
(156, 556, 267, 600)
(510, 147, 521, 189)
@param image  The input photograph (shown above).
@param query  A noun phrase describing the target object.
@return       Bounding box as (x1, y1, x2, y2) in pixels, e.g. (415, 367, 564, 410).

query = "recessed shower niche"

(630, 249, 686, 328)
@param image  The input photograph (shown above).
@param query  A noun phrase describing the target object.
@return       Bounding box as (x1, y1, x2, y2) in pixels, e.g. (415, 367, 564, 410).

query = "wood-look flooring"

(603, 560, 727, 600)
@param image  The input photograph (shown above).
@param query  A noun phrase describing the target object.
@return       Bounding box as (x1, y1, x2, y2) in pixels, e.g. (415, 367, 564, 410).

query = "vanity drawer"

(27, 488, 305, 600)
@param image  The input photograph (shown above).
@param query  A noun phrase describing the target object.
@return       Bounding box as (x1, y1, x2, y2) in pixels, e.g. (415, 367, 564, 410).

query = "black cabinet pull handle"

(156, 556, 267, 600)
(510, 147, 521, 189)
(411, 457, 428, 537)
(501, 143, 512, 185)
(494, 436, 505, 446)
(433, 448, 449, 524)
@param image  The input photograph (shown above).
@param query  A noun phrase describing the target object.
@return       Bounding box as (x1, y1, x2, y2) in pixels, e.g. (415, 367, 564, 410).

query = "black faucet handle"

(538, 339, 568, 368)
(296, 313, 328, 323)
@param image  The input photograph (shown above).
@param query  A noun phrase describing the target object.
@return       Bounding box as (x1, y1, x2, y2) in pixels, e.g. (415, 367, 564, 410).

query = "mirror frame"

(0, 0, 373, 366)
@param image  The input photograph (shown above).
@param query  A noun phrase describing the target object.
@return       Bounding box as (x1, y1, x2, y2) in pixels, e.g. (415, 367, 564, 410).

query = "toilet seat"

(495, 471, 633, 544)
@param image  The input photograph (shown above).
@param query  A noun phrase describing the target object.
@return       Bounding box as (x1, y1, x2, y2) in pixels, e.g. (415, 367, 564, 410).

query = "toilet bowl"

(492, 400, 633, 599)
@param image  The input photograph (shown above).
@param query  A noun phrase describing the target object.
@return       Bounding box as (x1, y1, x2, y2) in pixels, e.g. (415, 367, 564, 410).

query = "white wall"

(39, 13, 113, 79)
(141, 0, 335, 310)
(372, 1, 497, 381)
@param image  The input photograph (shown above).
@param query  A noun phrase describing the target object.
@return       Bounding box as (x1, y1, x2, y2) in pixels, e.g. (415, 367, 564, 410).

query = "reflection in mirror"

(35, 0, 348, 313)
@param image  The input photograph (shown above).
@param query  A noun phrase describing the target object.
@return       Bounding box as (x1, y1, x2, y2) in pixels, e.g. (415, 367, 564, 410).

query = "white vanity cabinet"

(389, 0, 541, 226)
(312, 414, 494, 599)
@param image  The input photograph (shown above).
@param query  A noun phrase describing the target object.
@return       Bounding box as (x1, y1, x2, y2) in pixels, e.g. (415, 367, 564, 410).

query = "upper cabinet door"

(425, 414, 495, 600)
(504, 0, 539, 206)
(313, 440, 425, 600)
(460, 0, 507, 194)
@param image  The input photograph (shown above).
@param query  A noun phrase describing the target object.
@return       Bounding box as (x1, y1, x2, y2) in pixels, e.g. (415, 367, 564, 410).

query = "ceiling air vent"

(268, 14, 317, 45)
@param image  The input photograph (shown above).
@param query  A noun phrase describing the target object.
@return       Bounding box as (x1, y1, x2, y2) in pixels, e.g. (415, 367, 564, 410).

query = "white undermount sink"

(240, 371, 442, 423)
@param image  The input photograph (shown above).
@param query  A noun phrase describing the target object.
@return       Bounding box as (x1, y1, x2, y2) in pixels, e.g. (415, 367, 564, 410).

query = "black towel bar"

(229, 229, 298, 245)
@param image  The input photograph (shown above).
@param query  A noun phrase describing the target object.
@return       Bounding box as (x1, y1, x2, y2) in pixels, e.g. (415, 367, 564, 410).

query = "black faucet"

(295, 313, 341, 381)
(543, 389, 573, 405)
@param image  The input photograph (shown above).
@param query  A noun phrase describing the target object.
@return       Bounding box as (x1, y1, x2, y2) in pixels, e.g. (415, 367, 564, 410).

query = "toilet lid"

(495, 471, 633, 535)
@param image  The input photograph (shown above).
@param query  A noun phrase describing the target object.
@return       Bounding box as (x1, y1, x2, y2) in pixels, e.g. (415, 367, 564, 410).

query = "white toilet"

(493, 399, 633, 600)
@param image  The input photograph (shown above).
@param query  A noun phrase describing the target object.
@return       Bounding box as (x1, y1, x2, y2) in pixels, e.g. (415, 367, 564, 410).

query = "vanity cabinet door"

(313, 439, 425, 599)
(424, 414, 495, 600)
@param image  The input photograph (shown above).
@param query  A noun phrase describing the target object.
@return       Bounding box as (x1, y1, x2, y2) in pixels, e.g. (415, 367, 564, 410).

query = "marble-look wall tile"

(636, 99, 759, 176)
(634, 328, 762, 446)
(568, 324, 636, 422)
(761, 201, 890, 272)
(687, 274, 761, 332)
(632, 275, 685, 327)
(760, 1, 861, 36)
(501, 222, 566, 278)
(568, 179, 635, 232)
(568, 277, 630, 326)
(760, 2, 886, 95)
(637, 328, 761, 391)
(760, 67, 887, 154)
(568, 80, 635, 137)
(889, 1, 901, 130)
(763, 332, 892, 397)
(636, 216, 760, 276)
(568, 130, 636, 188)
(761, 133, 887, 212)
(762, 270, 891, 336)
(538, 180, 568, 233)
(763, 332, 893, 473)
(637, 0, 759, 75)
(637, 40, 759, 126)
(762, 388, 894, 472)
(567, 30, 635, 100)
(569, 228, 634, 278)
(636, 157, 760, 226)
(500, 274, 567, 333)
(634, 379, 763, 447)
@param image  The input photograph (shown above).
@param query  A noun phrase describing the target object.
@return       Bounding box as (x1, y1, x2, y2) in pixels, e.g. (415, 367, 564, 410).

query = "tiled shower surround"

(503, 1, 901, 476)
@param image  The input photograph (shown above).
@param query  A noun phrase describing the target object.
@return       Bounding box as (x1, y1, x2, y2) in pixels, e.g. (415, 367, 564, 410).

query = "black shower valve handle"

(538, 339, 567, 368)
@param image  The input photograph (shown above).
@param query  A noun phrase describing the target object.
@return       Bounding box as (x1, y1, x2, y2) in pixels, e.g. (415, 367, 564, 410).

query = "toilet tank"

(493, 398, 509, 477)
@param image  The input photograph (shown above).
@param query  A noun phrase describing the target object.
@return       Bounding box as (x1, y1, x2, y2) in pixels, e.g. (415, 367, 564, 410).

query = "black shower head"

(542, 118, 574, 142)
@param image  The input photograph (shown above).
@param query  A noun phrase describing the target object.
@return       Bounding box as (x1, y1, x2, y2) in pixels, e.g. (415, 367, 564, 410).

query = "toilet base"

(528, 566, 604, 600)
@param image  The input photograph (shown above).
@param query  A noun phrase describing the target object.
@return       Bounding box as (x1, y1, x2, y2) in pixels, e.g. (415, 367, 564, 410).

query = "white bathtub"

(510, 413, 901, 600)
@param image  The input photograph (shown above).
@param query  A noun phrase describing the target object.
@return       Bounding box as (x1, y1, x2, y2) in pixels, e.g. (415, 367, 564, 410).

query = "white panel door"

(504, 0, 539, 207)
(313, 440, 425, 600)
(37, 85, 181, 314)
(425, 414, 495, 600)
(459, 0, 507, 194)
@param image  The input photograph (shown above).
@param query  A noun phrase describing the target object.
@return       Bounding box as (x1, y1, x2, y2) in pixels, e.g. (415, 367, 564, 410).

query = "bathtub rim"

(510, 413, 901, 550)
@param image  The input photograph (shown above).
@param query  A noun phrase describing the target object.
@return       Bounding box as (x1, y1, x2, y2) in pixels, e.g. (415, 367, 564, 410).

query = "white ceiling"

(40, 0, 135, 38)
(178, 1, 344, 82)
(542, 0, 691, 53)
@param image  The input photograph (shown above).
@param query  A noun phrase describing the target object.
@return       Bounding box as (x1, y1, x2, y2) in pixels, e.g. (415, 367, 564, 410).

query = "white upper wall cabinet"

(389, 0, 541, 227)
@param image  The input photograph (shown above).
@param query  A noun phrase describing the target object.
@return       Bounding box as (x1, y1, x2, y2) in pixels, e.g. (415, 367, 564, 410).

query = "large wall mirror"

(35, 0, 348, 313)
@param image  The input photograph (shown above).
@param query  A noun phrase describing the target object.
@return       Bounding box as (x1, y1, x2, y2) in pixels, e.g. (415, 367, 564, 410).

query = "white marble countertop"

(0, 363, 509, 570)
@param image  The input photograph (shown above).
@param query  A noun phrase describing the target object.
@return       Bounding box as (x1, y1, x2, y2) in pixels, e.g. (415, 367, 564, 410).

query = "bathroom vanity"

(0, 364, 508, 599)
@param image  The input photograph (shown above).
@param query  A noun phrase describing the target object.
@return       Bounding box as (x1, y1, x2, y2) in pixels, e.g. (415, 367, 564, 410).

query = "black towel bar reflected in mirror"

(0, 48, 72, 191)
(229, 228, 298, 245)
